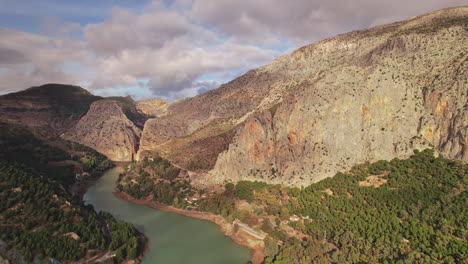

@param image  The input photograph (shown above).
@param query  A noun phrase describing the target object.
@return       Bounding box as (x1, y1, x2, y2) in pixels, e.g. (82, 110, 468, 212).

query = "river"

(83, 167, 251, 264)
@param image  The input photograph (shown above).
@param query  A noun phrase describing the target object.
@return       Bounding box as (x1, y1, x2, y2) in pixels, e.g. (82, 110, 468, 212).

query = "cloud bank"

(0, 0, 465, 100)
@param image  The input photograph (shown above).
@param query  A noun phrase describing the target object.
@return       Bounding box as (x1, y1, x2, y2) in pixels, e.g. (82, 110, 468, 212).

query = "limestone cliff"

(137, 7, 467, 187)
(136, 99, 169, 117)
(64, 100, 141, 161)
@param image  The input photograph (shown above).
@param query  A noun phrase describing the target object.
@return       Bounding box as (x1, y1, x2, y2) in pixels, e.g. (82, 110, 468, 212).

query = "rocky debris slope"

(64, 100, 141, 161)
(137, 7, 467, 187)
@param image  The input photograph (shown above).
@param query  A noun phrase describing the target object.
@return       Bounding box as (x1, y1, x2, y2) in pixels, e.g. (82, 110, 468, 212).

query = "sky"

(0, 0, 466, 101)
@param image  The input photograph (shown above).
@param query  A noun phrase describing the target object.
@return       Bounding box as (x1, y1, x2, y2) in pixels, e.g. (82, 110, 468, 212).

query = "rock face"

(0, 84, 147, 162)
(136, 99, 169, 117)
(138, 7, 467, 187)
(138, 69, 280, 152)
(64, 100, 141, 161)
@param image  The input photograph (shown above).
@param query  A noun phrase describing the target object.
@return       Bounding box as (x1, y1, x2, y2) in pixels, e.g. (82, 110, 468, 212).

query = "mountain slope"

(63, 100, 142, 162)
(0, 84, 148, 162)
(0, 122, 142, 263)
(0, 84, 101, 136)
(138, 7, 467, 186)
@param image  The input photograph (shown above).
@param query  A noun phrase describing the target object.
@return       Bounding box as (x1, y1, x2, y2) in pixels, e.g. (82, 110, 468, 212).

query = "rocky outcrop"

(136, 99, 169, 117)
(138, 7, 467, 187)
(64, 100, 141, 161)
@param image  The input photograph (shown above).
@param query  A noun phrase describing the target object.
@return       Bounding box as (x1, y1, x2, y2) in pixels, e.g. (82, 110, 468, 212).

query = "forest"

(0, 122, 141, 263)
(121, 149, 467, 263)
(259, 150, 467, 263)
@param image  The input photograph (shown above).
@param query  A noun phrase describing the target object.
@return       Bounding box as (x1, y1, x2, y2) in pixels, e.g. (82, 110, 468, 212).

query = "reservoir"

(83, 167, 251, 264)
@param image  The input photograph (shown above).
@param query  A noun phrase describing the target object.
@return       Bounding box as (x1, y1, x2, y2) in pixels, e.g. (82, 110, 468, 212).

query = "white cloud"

(189, 0, 466, 46)
(82, 6, 279, 99)
(0, 0, 465, 99)
(0, 27, 91, 93)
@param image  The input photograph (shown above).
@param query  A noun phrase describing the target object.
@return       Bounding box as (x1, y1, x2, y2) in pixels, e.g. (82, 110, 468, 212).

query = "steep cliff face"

(138, 7, 467, 187)
(206, 7, 468, 186)
(64, 100, 141, 161)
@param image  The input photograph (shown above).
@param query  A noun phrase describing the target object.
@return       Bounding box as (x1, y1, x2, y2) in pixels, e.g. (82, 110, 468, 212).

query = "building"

(289, 215, 301, 222)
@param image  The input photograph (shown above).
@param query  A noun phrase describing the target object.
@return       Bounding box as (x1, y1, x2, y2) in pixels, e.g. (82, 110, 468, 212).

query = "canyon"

(139, 6, 468, 187)
(0, 7, 466, 187)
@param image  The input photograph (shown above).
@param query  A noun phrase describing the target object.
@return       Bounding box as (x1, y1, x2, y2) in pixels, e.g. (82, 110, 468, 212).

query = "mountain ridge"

(137, 6, 467, 186)
(0, 7, 466, 185)
(0, 83, 102, 136)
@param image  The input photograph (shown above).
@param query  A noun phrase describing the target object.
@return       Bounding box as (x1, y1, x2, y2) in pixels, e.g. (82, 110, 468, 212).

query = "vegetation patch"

(122, 149, 467, 263)
(0, 122, 142, 263)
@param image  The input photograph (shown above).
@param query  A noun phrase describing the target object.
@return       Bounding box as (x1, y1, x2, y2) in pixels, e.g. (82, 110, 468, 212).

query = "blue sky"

(0, 0, 465, 101)
(0, 0, 150, 31)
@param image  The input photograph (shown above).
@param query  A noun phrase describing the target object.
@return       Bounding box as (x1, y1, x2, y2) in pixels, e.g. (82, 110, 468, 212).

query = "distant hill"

(0, 84, 102, 136)
(0, 84, 155, 162)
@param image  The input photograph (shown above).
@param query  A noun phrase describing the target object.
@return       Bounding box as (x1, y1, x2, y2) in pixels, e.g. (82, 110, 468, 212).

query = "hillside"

(137, 7, 467, 186)
(0, 84, 102, 136)
(0, 122, 143, 263)
(63, 100, 142, 162)
(0, 84, 154, 162)
(120, 149, 467, 263)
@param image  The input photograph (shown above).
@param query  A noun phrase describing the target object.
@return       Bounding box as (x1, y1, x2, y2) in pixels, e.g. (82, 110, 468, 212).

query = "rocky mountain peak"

(0, 8, 465, 186)
(137, 7, 467, 187)
(63, 99, 142, 162)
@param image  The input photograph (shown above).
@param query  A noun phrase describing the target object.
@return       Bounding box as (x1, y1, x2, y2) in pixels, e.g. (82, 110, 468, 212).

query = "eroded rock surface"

(64, 100, 141, 161)
(136, 99, 169, 117)
(138, 7, 468, 186)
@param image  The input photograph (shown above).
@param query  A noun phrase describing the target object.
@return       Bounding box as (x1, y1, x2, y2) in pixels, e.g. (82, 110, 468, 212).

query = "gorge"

(0, 6, 466, 264)
(58, 7, 468, 188)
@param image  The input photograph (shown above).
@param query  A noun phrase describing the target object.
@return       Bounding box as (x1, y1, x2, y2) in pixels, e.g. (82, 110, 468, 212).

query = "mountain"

(0, 121, 143, 263)
(0, 6, 466, 264)
(106, 96, 150, 128)
(63, 100, 142, 161)
(0, 7, 466, 183)
(137, 7, 467, 186)
(136, 99, 169, 117)
(0, 84, 150, 162)
(0, 84, 101, 136)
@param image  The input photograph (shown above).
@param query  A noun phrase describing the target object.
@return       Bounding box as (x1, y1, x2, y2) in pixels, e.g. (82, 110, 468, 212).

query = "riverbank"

(76, 166, 149, 264)
(114, 190, 266, 264)
(73, 162, 129, 199)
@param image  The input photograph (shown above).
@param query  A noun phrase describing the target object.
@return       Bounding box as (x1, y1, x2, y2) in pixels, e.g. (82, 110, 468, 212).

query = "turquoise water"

(83, 167, 251, 264)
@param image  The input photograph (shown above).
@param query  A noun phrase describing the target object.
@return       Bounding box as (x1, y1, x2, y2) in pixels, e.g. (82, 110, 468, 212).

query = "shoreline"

(76, 166, 149, 264)
(113, 190, 266, 264)
(136, 233, 150, 263)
